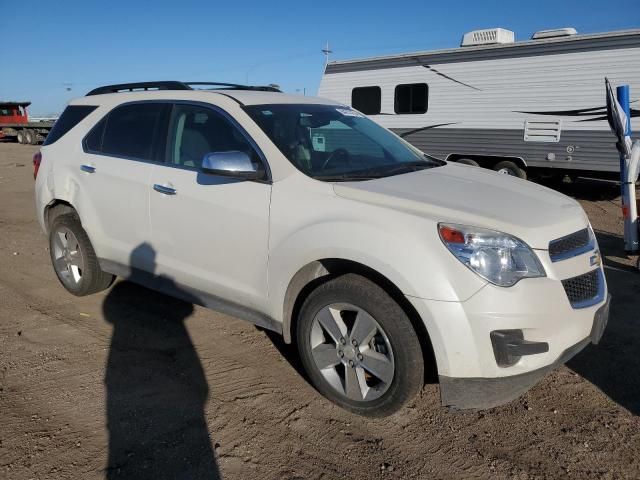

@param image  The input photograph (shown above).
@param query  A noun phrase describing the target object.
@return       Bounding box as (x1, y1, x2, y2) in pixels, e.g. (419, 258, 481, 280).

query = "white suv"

(34, 81, 610, 416)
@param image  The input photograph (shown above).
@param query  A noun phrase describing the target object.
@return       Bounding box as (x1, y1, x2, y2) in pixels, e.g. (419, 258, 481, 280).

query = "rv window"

(394, 83, 428, 114)
(351, 87, 381, 115)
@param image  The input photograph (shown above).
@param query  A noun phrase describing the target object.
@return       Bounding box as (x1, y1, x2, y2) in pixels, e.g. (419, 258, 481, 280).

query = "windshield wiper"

(354, 161, 435, 178)
(315, 160, 440, 182)
(314, 174, 381, 182)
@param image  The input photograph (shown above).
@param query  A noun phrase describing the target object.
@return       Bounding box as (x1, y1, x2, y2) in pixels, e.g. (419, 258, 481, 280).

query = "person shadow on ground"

(103, 243, 220, 479)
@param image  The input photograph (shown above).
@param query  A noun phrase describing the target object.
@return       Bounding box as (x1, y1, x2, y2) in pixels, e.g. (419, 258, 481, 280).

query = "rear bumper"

(438, 295, 610, 410)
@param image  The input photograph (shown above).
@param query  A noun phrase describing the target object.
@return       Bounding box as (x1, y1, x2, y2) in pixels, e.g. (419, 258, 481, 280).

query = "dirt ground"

(0, 141, 639, 480)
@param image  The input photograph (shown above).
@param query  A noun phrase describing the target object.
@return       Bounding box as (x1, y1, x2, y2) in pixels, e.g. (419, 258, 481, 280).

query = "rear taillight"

(33, 151, 42, 180)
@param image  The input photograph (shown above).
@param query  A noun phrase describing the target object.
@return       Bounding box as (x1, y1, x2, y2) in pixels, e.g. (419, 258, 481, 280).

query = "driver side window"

(166, 104, 259, 170)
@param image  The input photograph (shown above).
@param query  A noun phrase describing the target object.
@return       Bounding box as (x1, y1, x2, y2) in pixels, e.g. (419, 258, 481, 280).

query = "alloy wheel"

(51, 226, 85, 287)
(309, 303, 395, 402)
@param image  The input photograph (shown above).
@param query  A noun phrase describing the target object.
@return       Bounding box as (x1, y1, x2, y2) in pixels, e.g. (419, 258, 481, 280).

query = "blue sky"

(2, 0, 638, 115)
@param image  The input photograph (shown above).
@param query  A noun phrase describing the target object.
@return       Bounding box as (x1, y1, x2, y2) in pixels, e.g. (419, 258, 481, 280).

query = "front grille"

(562, 269, 600, 307)
(549, 228, 591, 261)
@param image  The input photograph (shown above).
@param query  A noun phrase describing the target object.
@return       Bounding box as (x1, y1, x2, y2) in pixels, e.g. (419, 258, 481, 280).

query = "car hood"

(332, 162, 588, 249)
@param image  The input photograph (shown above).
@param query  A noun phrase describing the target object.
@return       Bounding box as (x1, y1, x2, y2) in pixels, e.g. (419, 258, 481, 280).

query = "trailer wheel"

(493, 161, 526, 179)
(24, 130, 35, 145)
(456, 158, 480, 167)
(16, 130, 25, 144)
(29, 130, 39, 145)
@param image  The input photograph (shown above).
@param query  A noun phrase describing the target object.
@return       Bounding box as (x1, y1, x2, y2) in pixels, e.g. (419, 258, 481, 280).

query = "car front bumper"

(406, 266, 610, 409)
(438, 295, 610, 410)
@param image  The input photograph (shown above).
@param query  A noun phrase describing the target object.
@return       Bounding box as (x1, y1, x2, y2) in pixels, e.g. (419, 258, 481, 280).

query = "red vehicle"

(0, 102, 55, 145)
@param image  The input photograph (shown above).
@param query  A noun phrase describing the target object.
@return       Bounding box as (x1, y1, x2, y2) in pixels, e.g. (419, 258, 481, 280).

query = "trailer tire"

(24, 130, 34, 145)
(17, 130, 25, 144)
(456, 158, 480, 167)
(493, 161, 526, 179)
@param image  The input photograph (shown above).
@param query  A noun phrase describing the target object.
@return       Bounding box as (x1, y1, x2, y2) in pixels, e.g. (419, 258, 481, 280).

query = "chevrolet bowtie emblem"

(590, 251, 602, 267)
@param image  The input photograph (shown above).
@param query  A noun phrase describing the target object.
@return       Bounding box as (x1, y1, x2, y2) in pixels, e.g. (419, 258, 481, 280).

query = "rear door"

(148, 102, 272, 310)
(79, 102, 169, 271)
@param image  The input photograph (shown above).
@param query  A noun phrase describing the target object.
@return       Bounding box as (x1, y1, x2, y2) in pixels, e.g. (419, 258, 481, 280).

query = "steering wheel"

(321, 148, 351, 171)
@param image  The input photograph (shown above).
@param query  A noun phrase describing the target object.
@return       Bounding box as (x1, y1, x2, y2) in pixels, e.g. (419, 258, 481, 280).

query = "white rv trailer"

(318, 28, 640, 179)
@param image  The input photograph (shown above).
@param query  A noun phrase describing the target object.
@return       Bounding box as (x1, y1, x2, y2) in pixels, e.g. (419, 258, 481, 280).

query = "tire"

(456, 158, 480, 167)
(16, 130, 25, 144)
(24, 129, 34, 145)
(29, 130, 39, 145)
(493, 160, 526, 179)
(296, 274, 424, 417)
(49, 214, 115, 296)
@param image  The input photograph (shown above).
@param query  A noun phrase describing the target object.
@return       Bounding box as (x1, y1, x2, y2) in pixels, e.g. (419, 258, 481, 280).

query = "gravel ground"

(0, 141, 639, 480)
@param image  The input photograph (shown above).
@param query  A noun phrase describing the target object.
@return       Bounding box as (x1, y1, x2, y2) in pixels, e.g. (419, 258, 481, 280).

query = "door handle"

(80, 164, 96, 174)
(153, 184, 177, 195)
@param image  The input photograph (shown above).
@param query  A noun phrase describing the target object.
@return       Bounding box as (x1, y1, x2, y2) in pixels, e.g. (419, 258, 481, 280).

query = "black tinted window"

(83, 117, 106, 152)
(101, 103, 165, 160)
(43, 105, 97, 145)
(351, 87, 381, 115)
(394, 83, 428, 114)
(167, 104, 259, 170)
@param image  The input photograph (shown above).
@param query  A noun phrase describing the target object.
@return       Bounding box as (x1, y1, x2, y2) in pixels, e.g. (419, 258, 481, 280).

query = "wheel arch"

(282, 258, 438, 381)
(44, 199, 78, 233)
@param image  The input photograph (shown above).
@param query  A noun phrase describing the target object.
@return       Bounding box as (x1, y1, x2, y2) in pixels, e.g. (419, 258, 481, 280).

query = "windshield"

(244, 104, 443, 181)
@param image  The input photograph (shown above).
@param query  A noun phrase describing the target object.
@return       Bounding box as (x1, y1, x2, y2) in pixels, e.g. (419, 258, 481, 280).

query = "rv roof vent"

(531, 28, 577, 40)
(461, 28, 515, 47)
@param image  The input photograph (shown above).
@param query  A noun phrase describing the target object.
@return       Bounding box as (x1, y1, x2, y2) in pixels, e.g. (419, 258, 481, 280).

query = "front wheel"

(49, 214, 115, 296)
(296, 274, 424, 417)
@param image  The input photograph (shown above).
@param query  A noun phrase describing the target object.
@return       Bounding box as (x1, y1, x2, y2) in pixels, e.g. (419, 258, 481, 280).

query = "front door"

(149, 103, 272, 311)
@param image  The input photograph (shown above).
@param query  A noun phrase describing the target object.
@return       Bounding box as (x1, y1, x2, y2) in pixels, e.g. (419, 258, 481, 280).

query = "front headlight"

(438, 223, 546, 287)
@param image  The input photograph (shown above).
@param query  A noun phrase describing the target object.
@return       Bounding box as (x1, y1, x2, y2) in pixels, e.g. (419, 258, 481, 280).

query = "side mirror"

(201, 151, 262, 179)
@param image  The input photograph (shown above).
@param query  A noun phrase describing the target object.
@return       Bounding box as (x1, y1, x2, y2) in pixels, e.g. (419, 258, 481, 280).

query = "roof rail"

(185, 82, 281, 92)
(86, 81, 191, 96)
(86, 81, 281, 96)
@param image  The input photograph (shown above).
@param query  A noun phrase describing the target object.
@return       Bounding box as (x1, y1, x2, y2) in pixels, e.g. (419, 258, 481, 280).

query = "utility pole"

(322, 41, 332, 69)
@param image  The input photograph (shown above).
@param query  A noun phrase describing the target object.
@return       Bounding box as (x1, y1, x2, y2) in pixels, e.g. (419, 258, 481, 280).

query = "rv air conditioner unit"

(531, 28, 577, 40)
(461, 28, 515, 47)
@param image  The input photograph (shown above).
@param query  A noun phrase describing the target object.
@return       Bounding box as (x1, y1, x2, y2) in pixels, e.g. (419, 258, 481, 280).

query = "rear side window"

(394, 83, 428, 114)
(87, 103, 166, 161)
(43, 105, 97, 145)
(83, 117, 106, 153)
(351, 87, 381, 115)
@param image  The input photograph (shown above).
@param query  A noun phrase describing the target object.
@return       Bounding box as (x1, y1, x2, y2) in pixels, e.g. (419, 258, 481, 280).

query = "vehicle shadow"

(533, 176, 622, 201)
(103, 243, 220, 479)
(567, 230, 640, 415)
